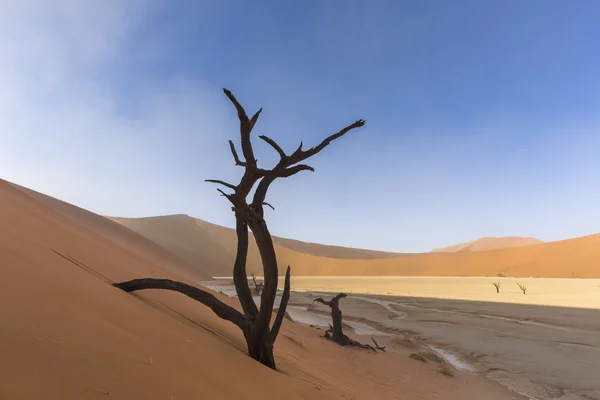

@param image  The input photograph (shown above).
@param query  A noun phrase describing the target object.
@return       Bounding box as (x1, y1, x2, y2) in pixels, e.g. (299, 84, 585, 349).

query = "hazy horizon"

(2, 1, 600, 252)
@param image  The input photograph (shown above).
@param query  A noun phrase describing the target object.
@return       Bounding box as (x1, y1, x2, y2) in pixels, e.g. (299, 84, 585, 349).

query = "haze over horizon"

(2, 1, 600, 253)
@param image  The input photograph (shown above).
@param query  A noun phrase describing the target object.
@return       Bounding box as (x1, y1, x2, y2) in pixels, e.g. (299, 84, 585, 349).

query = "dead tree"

(493, 281, 502, 293)
(113, 88, 365, 370)
(314, 293, 348, 343)
(251, 273, 264, 296)
(517, 282, 526, 294)
(313, 293, 378, 352)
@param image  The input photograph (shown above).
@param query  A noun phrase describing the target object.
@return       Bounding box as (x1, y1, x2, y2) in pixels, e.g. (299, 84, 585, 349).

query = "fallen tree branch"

(371, 337, 386, 352)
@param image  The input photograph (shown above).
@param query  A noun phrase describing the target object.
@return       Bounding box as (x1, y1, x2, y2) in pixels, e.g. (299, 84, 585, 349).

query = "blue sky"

(2, 1, 600, 252)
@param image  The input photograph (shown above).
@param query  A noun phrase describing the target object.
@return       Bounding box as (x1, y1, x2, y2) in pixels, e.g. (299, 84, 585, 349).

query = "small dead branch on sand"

(517, 282, 527, 294)
(371, 337, 386, 352)
(313, 293, 381, 352)
(493, 281, 502, 293)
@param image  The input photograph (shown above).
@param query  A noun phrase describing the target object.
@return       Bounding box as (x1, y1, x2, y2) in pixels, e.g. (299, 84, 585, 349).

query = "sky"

(1, 1, 600, 253)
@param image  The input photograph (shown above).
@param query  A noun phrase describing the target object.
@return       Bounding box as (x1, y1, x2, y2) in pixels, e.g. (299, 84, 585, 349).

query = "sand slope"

(0, 179, 522, 399)
(430, 237, 543, 253)
(111, 214, 600, 278)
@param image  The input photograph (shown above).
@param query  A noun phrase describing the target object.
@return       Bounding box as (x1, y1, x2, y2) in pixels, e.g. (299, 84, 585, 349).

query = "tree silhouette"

(113, 88, 365, 369)
(313, 293, 378, 351)
(493, 281, 502, 293)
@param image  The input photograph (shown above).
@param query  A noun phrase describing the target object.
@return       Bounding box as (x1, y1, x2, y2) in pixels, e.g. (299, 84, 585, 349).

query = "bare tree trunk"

(314, 293, 347, 343)
(232, 218, 258, 316)
(313, 293, 381, 352)
(113, 88, 365, 370)
(270, 266, 291, 342)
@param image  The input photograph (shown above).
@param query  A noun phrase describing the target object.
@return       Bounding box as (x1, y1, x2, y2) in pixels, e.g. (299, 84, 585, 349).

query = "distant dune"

(1, 179, 521, 399)
(110, 214, 600, 279)
(430, 237, 544, 253)
(108, 214, 407, 278)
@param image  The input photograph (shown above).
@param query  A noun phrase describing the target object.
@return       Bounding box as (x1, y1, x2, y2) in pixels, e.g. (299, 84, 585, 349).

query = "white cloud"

(0, 1, 235, 218)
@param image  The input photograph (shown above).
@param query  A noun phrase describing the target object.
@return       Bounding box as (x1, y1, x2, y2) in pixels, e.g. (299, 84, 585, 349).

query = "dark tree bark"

(313, 293, 380, 352)
(371, 337, 386, 352)
(270, 266, 291, 342)
(113, 88, 366, 370)
(313, 293, 348, 343)
(113, 279, 248, 329)
(251, 273, 264, 296)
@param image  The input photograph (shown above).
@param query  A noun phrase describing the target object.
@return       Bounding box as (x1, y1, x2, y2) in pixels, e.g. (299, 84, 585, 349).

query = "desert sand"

(206, 277, 600, 400)
(0, 179, 524, 399)
(111, 214, 600, 278)
(430, 236, 544, 253)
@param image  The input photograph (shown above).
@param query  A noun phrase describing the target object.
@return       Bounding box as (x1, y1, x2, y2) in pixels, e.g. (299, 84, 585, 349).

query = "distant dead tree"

(313, 293, 380, 352)
(251, 273, 264, 296)
(113, 88, 366, 370)
(517, 282, 527, 294)
(493, 281, 502, 293)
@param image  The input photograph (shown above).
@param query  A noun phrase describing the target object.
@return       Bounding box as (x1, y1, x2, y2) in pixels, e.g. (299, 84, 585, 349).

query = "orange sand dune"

(111, 214, 600, 278)
(108, 214, 406, 277)
(430, 236, 543, 253)
(0, 179, 521, 399)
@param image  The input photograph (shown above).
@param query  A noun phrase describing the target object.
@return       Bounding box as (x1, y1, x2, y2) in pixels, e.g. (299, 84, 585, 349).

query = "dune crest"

(430, 237, 544, 253)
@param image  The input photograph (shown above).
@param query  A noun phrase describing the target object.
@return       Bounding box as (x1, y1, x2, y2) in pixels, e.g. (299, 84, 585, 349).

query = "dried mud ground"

(204, 277, 600, 400)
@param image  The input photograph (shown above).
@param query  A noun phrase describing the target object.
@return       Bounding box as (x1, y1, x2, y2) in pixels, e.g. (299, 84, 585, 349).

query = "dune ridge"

(430, 236, 544, 253)
(111, 214, 600, 279)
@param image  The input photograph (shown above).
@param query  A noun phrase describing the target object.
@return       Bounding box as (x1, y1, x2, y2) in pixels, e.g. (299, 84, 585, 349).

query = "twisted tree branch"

(205, 179, 237, 191)
(289, 119, 366, 165)
(228, 140, 246, 167)
(113, 279, 248, 330)
(262, 202, 275, 211)
(249, 108, 263, 132)
(271, 266, 291, 342)
(223, 88, 259, 168)
(259, 135, 286, 160)
(223, 88, 249, 123)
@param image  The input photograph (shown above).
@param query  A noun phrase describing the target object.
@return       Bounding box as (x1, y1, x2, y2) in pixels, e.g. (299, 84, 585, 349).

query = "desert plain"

(205, 276, 600, 400)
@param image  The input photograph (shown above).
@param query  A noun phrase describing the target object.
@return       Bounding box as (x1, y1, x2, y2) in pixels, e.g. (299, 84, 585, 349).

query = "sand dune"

(108, 215, 406, 277)
(111, 214, 600, 278)
(0, 179, 522, 399)
(431, 236, 544, 253)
